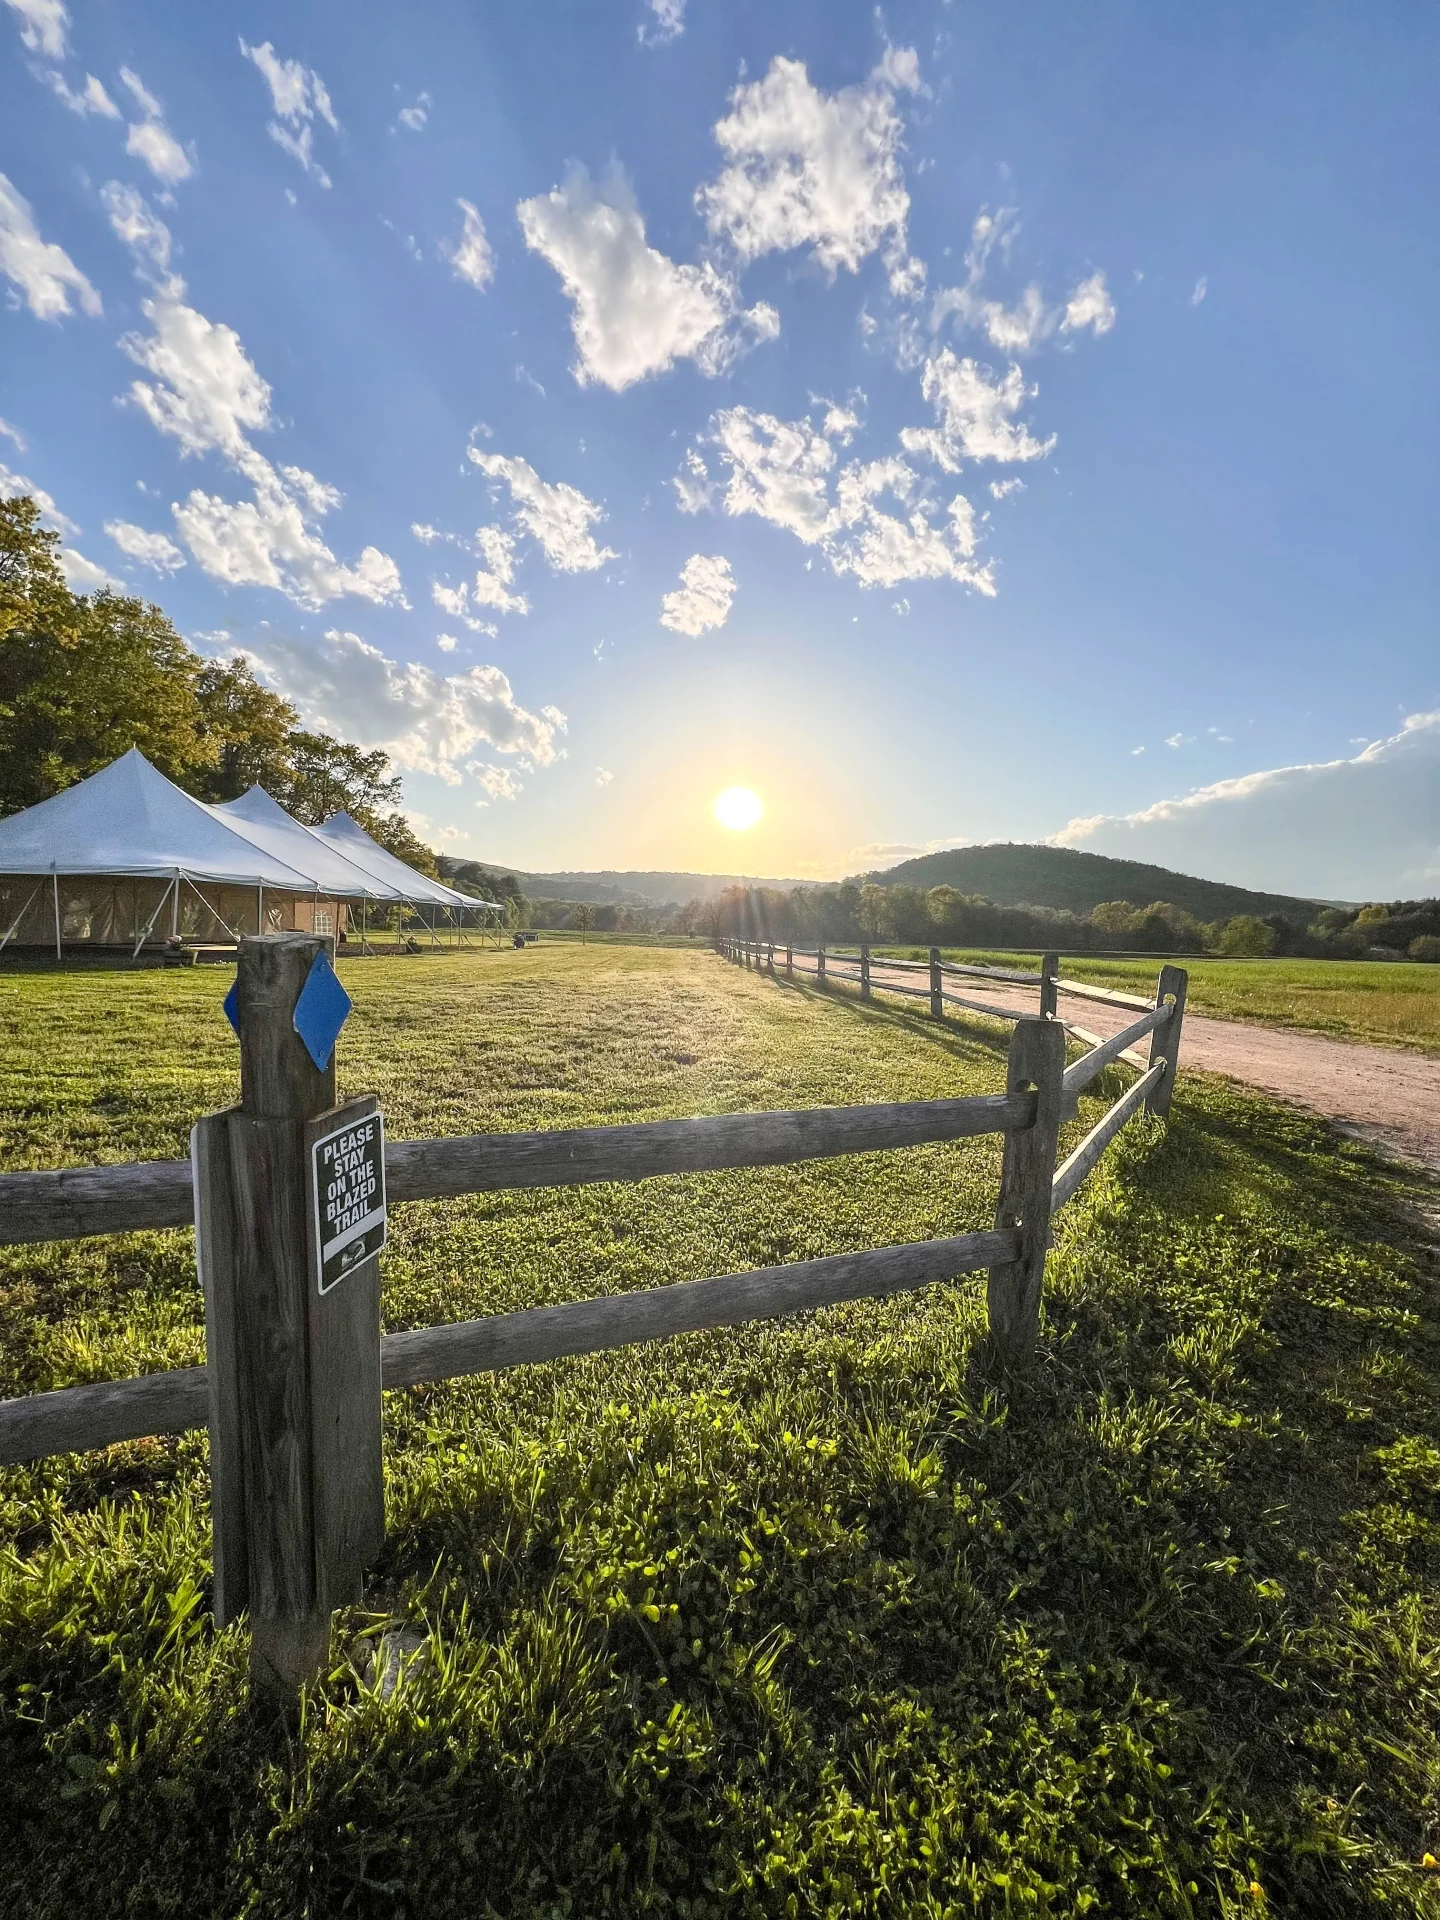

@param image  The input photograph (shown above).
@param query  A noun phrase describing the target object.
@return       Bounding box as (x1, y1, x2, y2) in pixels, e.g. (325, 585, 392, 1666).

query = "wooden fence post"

(195, 932, 383, 1705)
(929, 947, 943, 1021)
(1040, 951, 1059, 1021)
(786, 944, 793, 978)
(817, 944, 826, 989)
(860, 942, 871, 1002)
(987, 1017, 1065, 1364)
(1146, 964, 1187, 1117)
(767, 941, 775, 974)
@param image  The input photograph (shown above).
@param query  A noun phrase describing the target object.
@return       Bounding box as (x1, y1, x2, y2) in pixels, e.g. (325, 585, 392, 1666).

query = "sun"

(713, 786, 763, 832)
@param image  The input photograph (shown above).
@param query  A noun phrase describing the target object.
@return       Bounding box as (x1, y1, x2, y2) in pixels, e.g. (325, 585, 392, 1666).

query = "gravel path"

(863, 962, 1440, 1174)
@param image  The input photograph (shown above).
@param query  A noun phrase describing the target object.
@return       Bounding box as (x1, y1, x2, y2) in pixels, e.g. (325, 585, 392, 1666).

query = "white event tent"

(0, 748, 497, 955)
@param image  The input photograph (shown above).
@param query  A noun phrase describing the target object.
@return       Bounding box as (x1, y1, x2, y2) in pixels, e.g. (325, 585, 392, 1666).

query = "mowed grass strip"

(893, 948, 1440, 1057)
(1, 945, 1438, 1917)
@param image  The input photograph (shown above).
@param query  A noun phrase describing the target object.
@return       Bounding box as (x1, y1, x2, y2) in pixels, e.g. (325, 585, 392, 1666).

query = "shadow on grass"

(3, 1073, 1438, 1916)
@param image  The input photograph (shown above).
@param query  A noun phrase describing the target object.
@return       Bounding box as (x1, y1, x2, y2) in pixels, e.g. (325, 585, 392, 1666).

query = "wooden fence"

(0, 933, 1185, 1700)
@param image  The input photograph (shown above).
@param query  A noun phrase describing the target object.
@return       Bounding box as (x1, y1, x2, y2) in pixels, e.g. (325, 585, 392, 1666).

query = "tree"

(192, 659, 297, 801)
(276, 732, 404, 825)
(573, 904, 595, 944)
(1216, 915, 1275, 957)
(1, 499, 215, 814)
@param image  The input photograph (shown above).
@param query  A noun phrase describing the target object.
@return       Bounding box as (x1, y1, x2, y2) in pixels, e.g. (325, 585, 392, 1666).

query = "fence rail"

(0, 932, 1186, 1698)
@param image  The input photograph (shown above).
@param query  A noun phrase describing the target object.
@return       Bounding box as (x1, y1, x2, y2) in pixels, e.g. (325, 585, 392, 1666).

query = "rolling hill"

(859, 843, 1325, 924)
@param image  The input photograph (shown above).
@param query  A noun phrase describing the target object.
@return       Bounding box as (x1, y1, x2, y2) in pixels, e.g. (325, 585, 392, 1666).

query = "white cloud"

(0, 173, 101, 319)
(443, 198, 494, 291)
(699, 49, 922, 283)
(470, 762, 522, 801)
(1191, 275, 1208, 308)
(105, 518, 185, 570)
(239, 40, 338, 186)
(105, 187, 401, 610)
(120, 68, 193, 184)
(932, 210, 1115, 353)
(100, 179, 171, 271)
(175, 462, 404, 609)
(119, 286, 273, 458)
(468, 447, 616, 572)
(242, 627, 565, 780)
(518, 166, 777, 390)
(59, 546, 119, 590)
(706, 407, 837, 544)
(44, 70, 119, 117)
(1054, 711, 1440, 899)
(4, 0, 66, 58)
(436, 633, 456, 652)
(0, 417, 24, 449)
(1, 456, 77, 532)
(638, 0, 684, 46)
(1165, 732, 1188, 748)
(596, 766, 613, 786)
(696, 403, 993, 594)
(397, 91, 431, 131)
(125, 119, 192, 185)
(1062, 271, 1116, 336)
(990, 477, 1024, 500)
(672, 447, 716, 515)
(900, 350, 1055, 471)
(431, 582, 496, 634)
(430, 530, 529, 629)
(660, 552, 735, 635)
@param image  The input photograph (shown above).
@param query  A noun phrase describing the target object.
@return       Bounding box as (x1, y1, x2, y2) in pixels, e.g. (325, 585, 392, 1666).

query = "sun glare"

(713, 786, 763, 832)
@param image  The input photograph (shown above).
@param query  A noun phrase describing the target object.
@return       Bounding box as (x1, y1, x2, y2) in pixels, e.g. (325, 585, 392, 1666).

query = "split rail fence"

(0, 933, 1185, 1700)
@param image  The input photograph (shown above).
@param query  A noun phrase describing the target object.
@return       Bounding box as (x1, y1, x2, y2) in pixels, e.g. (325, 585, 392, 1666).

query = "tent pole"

(52, 872, 61, 961)
(131, 880, 174, 960)
(170, 872, 179, 939)
(257, 882, 263, 936)
(0, 879, 43, 955)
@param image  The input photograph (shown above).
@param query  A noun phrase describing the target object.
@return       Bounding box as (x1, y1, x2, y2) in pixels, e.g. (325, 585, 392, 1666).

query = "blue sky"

(2, 0, 1436, 897)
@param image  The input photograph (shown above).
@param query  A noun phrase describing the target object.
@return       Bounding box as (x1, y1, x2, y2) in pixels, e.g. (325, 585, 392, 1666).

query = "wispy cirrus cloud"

(239, 39, 339, 186)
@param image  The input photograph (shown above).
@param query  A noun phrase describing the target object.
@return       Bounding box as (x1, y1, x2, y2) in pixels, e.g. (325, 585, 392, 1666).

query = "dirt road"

(863, 962, 1440, 1174)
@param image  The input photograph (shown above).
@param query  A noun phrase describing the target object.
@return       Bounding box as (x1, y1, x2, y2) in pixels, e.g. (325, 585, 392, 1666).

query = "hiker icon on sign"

(310, 1110, 387, 1295)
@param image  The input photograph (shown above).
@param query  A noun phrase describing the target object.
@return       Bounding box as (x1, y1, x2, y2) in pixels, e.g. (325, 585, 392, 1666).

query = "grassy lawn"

(2, 946, 1439, 1916)
(882, 949, 1440, 1057)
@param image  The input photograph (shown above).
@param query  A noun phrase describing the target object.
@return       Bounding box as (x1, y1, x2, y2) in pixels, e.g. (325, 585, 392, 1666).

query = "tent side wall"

(0, 876, 350, 949)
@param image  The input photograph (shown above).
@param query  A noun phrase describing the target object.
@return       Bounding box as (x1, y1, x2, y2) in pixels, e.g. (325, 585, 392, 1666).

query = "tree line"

(0, 496, 435, 872)
(684, 881, 1440, 962)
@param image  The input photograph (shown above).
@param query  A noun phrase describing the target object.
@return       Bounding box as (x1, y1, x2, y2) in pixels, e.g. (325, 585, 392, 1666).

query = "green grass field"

(877, 949, 1440, 1057)
(2, 946, 1439, 1916)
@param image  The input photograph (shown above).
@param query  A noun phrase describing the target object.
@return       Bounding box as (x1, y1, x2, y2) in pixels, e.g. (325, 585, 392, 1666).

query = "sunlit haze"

(1, 4, 1434, 892)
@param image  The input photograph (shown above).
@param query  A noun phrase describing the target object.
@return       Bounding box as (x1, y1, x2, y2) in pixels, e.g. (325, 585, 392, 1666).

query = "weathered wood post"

(929, 947, 943, 1021)
(766, 941, 775, 974)
(786, 944, 793, 978)
(1039, 951, 1059, 1021)
(194, 932, 384, 1705)
(987, 1017, 1065, 1364)
(1145, 963, 1188, 1117)
(817, 944, 826, 989)
(859, 942, 871, 1002)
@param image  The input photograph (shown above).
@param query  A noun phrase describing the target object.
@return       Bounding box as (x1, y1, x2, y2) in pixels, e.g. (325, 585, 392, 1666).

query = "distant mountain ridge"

(453, 866, 817, 907)
(860, 843, 1325, 924)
